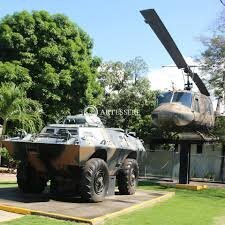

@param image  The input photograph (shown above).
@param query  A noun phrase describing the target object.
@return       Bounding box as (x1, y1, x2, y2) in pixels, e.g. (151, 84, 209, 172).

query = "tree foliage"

(214, 116, 225, 136)
(0, 11, 102, 122)
(0, 83, 43, 134)
(99, 61, 130, 93)
(99, 78, 156, 138)
(124, 56, 149, 84)
(200, 10, 225, 96)
(200, 10, 225, 139)
(0, 62, 31, 90)
(98, 58, 155, 138)
(98, 56, 149, 94)
(0, 147, 18, 171)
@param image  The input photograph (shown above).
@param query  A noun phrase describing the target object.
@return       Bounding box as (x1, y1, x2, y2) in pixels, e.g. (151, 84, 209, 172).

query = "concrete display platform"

(0, 187, 174, 224)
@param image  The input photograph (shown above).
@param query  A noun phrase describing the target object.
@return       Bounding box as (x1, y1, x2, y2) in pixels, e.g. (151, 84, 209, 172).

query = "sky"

(0, 0, 223, 90)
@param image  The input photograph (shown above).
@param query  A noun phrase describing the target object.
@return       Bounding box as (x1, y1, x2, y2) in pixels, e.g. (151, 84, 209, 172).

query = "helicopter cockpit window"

(157, 92, 173, 105)
(172, 92, 192, 108)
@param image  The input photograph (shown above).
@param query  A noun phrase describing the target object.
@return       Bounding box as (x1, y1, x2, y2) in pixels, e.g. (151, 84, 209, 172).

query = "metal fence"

(190, 154, 225, 182)
(139, 150, 180, 181)
(138, 150, 225, 183)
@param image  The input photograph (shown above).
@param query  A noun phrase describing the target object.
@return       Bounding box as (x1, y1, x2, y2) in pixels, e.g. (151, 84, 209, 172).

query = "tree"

(0, 148, 18, 172)
(0, 11, 102, 122)
(200, 35, 225, 96)
(0, 83, 43, 134)
(125, 56, 149, 84)
(98, 57, 149, 95)
(200, 11, 225, 96)
(99, 78, 156, 138)
(98, 61, 131, 94)
(98, 58, 154, 139)
(200, 10, 225, 181)
(0, 62, 31, 90)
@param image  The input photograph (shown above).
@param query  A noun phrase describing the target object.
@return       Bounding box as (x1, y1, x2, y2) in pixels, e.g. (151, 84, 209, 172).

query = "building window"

(197, 144, 203, 154)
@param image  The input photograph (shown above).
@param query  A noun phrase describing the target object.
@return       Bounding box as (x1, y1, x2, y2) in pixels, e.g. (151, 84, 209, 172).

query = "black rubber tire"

(117, 158, 139, 195)
(80, 158, 109, 202)
(17, 163, 47, 194)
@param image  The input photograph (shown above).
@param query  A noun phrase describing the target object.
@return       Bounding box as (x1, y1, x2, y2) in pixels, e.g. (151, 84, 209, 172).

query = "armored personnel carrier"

(1, 114, 145, 202)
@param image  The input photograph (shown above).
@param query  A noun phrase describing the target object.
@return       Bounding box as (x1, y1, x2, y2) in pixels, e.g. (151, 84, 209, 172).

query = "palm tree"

(0, 83, 43, 135)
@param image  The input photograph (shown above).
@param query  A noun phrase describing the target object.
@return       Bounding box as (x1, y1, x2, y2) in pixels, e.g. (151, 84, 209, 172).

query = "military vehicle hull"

(1, 141, 134, 176)
(1, 115, 145, 202)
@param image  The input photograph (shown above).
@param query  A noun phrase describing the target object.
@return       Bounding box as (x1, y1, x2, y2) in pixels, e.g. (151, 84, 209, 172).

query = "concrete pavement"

(0, 187, 174, 224)
(0, 210, 23, 222)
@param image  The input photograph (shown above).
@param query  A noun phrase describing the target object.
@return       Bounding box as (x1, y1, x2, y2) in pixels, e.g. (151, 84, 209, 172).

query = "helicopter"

(140, 9, 216, 132)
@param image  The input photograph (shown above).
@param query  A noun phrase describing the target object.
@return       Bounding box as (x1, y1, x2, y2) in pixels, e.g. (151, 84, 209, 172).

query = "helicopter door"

(198, 95, 214, 127)
(204, 98, 215, 127)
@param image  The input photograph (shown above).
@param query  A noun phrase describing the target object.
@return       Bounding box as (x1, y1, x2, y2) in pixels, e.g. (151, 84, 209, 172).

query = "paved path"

(190, 181, 225, 189)
(1, 174, 225, 188)
(0, 187, 171, 220)
(0, 210, 23, 222)
(0, 173, 16, 182)
(141, 178, 225, 189)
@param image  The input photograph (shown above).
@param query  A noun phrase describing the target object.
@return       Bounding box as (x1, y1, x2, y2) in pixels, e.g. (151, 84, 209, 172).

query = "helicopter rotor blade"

(192, 73, 210, 96)
(140, 9, 190, 72)
(140, 9, 210, 96)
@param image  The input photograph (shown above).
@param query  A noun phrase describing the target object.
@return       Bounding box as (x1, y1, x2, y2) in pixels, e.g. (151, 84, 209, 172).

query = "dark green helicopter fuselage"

(152, 90, 215, 131)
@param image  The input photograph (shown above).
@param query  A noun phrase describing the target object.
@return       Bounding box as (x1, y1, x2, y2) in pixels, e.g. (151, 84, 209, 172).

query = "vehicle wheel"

(80, 158, 109, 202)
(117, 158, 139, 195)
(17, 163, 47, 193)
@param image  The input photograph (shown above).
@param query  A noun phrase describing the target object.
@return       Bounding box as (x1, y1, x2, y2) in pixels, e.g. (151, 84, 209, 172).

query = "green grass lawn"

(0, 181, 225, 225)
(106, 182, 225, 225)
(0, 182, 17, 188)
(0, 216, 80, 225)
